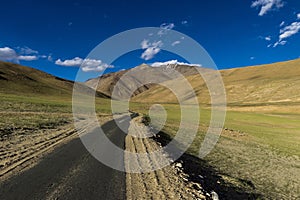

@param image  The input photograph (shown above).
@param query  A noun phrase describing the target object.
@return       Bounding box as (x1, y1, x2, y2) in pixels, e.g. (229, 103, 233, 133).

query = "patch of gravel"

(125, 117, 211, 199)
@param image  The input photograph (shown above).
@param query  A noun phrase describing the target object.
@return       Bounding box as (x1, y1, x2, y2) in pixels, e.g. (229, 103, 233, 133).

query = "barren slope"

(132, 59, 300, 107)
(0, 61, 108, 98)
(85, 64, 200, 97)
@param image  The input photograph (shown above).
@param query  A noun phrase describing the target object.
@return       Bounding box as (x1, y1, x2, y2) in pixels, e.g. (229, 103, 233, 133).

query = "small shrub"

(142, 114, 151, 126)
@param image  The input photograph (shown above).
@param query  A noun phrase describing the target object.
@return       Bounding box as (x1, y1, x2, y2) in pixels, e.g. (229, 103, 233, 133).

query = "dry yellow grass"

(133, 58, 300, 113)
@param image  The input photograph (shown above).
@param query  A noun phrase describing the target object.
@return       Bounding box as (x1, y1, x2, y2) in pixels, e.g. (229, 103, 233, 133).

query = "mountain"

(0, 61, 109, 98)
(132, 59, 300, 105)
(85, 64, 200, 98)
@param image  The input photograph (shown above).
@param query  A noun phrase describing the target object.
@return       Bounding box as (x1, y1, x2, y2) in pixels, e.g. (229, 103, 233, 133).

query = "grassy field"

(0, 88, 114, 177)
(0, 93, 112, 137)
(1, 60, 300, 198)
(130, 102, 300, 199)
(2, 91, 299, 198)
(0, 94, 71, 136)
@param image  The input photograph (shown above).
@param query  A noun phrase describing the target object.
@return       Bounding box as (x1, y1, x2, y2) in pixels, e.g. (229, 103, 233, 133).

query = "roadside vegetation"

(0, 94, 72, 137)
(132, 102, 300, 199)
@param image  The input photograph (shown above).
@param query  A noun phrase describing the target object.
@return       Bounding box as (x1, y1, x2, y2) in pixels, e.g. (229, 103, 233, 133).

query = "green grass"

(0, 93, 72, 112)
(133, 102, 300, 156)
(0, 94, 71, 136)
(223, 111, 300, 156)
(0, 93, 112, 138)
(131, 102, 300, 199)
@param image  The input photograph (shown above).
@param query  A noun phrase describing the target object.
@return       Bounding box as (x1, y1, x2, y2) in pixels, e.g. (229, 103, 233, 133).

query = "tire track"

(0, 120, 98, 180)
(125, 136, 147, 199)
(125, 116, 208, 200)
(0, 117, 126, 200)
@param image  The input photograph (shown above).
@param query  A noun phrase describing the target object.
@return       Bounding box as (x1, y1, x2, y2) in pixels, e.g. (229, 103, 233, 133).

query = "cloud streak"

(18, 46, 39, 55)
(0, 47, 38, 62)
(279, 22, 300, 41)
(272, 13, 300, 48)
(157, 23, 175, 36)
(265, 36, 271, 41)
(181, 20, 188, 25)
(140, 22, 179, 60)
(273, 40, 287, 47)
(171, 41, 181, 46)
(273, 21, 300, 47)
(140, 40, 163, 60)
(55, 57, 82, 66)
(251, 0, 284, 16)
(17, 55, 38, 61)
(55, 57, 114, 72)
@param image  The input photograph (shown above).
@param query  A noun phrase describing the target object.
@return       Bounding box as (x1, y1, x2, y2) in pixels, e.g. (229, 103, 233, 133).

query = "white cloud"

(158, 23, 175, 36)
(160, 23, 174, 30)
(141, 39, 150, 49)
(279, 22, 300, 41)
(251, 0, 284, 16)
(273, 40, 287, 47)
(55, 57, 113, 72)
(140, 40, 163, 60)
(151, 60, 201, 67)
(181, 20, 188, 25)
(18, 46, 38, 55)
(0, 47, 39, 62)
(272, 21, 300, 47)
(40, 54, 53, 61)
(55, 57, 83, 66)
(17, 55, 38, 61)
(0, 47, 17, 61)
(265, 36, 271, 41)
(280, 21, 285, 27)
(47, 55, 53, 62)
(171, 41, 181, 46)
(141, 47, 161, 61)
(81, 59, 113, 72)
(297, 13, 300, 19)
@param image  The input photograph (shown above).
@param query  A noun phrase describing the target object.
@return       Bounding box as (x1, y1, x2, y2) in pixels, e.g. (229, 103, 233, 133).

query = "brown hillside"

(85, 64, 200, 97)
(0, 61, 108, 98)
(132, 59, 300, 106)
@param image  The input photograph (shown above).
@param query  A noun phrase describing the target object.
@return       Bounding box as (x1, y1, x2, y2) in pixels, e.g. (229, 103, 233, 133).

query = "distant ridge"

(85, 63, 201, 97)
(132, 58, 300, 105)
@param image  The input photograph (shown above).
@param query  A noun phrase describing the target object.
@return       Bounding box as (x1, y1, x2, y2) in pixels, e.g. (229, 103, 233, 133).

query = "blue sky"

(0, 0, 300, 81)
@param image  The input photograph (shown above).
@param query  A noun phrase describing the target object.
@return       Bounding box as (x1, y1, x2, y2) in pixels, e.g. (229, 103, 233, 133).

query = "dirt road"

(125, 117, 209, 200)
(0, 118, 127, 200)
(0, 115, 212, 200)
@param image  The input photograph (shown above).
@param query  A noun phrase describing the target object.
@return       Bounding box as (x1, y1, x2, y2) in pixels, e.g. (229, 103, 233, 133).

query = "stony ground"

(125, 117, 214, 200)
